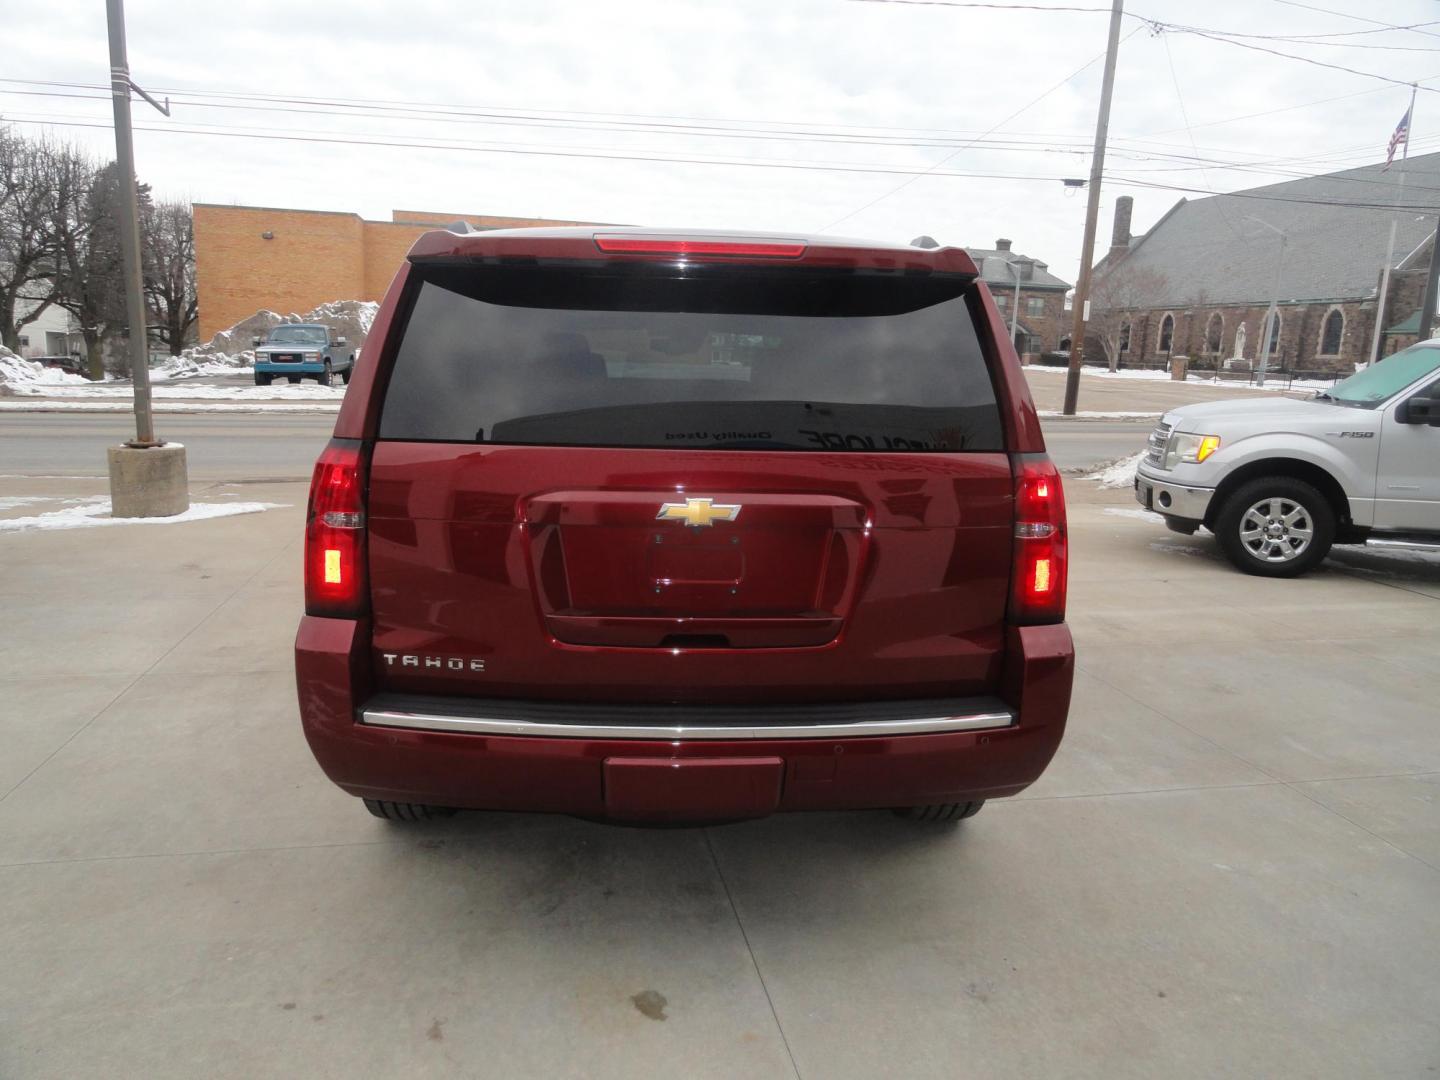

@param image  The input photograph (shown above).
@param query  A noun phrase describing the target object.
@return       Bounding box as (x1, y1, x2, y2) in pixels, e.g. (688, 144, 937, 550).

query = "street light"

(1245, 216, 1286, 388)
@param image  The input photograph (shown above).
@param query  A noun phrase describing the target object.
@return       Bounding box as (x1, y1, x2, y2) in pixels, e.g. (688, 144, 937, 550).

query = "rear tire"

(254, 372, 272, 386)
(320, 360, 333, 386)
(1214, 476, 1334, 578)
(362, 799, 457, 822)
(341, 364, 352, 385)
(893, 800, 985, 823)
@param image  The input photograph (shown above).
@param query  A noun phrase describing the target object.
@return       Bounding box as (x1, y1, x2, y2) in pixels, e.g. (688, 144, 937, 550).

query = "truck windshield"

(269, 327, 327, 345)
(1325, 345, 1440, 407)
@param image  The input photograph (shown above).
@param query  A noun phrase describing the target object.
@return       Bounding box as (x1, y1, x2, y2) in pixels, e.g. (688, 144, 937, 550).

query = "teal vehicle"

(253, 323, 354, 386)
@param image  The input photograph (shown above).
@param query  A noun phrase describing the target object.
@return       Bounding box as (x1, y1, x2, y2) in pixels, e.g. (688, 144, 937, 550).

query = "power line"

(9, 111, 1437, 215)
(1149, 22, 1440, 91)
(820, 23, 1143, 230)
(1267, 0, 1440, 42)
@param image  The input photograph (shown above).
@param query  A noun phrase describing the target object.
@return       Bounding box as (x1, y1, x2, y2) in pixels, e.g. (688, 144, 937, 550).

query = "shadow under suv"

(295, 228, 1074, 825)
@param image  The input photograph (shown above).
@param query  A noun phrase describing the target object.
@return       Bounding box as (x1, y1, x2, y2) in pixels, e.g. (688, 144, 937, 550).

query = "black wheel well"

(1207, 459, 1351, 529)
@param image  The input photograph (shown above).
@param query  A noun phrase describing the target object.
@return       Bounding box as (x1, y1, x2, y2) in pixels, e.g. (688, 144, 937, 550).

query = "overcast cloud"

(3, 0, 1439, 285)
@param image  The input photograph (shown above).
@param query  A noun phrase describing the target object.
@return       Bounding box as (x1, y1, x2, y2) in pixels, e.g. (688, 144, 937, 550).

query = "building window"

(1320, 308, 1344, 356)
(1119, 321, 1131, 353)
(18, 335, 29, 348)
(1025, 297, 1046, 317)
(1159, 313, 1175, 354)
(994, 294, 1008, 309)
(1264, 311, 1282, 354)
(1205, 313, 1223, 355)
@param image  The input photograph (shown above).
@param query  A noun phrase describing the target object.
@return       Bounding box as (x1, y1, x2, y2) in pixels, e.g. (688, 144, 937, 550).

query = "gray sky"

(4, 0, 1439, 285)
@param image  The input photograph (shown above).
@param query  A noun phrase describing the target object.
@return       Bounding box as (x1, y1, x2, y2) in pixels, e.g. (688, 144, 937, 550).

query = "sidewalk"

(1023, 365, 1297, 417)
(1, 474, 1437, 1077)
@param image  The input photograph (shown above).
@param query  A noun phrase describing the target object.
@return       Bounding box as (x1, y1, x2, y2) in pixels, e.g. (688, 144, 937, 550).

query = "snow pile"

(1025, 365, 1337, 394)
(208, 299, 378, 355)
(154, 298, 380, 380)
(0, 495, 286, 533)
(151, 345, 255, 381)
(1085, 451, 1146, 489)
(0, 346, 92, 388)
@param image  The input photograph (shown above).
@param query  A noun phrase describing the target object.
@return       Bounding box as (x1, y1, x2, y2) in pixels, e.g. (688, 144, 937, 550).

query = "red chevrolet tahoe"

(295, 228, 1074, 825)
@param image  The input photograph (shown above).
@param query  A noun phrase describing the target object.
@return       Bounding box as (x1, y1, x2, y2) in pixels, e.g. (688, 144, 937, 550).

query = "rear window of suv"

(377, 263, 1004, 451)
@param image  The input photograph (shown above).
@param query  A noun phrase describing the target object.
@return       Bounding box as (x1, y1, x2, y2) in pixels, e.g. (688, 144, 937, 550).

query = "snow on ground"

(0, 400, 341, 414)
(1039, 410, 1159, 420)
(0, 348, 95, 387)
(1023, 365, 1336, 393)
(3, 381, 346, 401)
(0, 495, 286, 533)
(151, 352, 256, 380)
(1085, 451, 1146, 489)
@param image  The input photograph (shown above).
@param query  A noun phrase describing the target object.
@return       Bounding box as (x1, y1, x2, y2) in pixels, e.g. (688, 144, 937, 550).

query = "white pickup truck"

(1135, 342, 1440, 576)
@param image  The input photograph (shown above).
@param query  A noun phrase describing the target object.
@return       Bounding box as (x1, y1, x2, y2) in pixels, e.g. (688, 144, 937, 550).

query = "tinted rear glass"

(378, 264, 1004, 451)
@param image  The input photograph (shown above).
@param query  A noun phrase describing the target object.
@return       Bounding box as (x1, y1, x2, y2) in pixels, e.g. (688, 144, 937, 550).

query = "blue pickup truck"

(253, 324, 355, 386)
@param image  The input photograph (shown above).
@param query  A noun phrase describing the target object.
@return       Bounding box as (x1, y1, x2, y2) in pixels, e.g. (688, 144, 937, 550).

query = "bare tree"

(49, 157, 149, 379)
(1089, 261, 1169, 371)
(143, 199, 196, 355)
(0, 126, 59, 353)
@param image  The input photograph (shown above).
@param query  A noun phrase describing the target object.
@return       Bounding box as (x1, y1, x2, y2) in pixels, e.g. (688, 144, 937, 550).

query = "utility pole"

(1061, 0, 1125, 417)
(105, 0, 189, 516)
(1416, 218, 1440, 344)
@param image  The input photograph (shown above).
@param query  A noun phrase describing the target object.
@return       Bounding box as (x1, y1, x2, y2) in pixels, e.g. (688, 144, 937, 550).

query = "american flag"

(1385, 107, 1411, 170)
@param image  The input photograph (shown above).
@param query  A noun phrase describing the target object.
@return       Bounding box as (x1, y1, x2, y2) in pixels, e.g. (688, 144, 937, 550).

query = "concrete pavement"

(1, 470, 1437, 1078)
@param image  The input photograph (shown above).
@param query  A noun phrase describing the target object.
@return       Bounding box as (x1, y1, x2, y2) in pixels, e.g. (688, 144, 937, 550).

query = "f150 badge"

(1326, 430, 1374, 438)
(656, 497, 742, 528)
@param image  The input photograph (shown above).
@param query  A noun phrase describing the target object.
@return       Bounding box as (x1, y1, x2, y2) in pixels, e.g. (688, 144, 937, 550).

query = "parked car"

(253, 323, 353, 386)
(34, 355, 87, 377)
(1136, 342, 1440, 576)
(295, 228, 1074, 825)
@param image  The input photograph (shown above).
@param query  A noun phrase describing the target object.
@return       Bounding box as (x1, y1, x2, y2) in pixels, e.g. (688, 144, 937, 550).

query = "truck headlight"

(1166, 433, 1221, 468)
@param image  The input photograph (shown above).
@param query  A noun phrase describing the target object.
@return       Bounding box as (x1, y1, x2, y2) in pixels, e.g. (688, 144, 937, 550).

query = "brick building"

(1089, 154, 1440, 374)
(964, 240, 1071, 356)
(192, 205, 597, 339)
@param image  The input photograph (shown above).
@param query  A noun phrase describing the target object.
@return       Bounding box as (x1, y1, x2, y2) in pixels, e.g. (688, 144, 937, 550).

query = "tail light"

(1008, 454, 1068, 625)
(304, 439, 368, 618)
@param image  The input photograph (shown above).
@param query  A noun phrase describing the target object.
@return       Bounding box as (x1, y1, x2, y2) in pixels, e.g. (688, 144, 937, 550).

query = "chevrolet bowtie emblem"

(656, 497, 742, 528)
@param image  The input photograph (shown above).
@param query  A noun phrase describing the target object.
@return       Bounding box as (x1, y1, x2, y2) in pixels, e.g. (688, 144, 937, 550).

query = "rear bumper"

(295, 617, 1073, 821)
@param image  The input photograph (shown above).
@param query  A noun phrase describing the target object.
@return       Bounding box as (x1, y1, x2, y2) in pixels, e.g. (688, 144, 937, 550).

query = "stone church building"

(1090, 153, 1440, 373)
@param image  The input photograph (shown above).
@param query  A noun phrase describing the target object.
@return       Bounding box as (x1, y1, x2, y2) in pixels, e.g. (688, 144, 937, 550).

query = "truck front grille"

(1145, 421, 1172, 468)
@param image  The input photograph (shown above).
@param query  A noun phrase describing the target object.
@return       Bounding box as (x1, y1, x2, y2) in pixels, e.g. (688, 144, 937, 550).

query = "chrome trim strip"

(1366, 537, 1440, 552)
(359, 707, 1016, 740)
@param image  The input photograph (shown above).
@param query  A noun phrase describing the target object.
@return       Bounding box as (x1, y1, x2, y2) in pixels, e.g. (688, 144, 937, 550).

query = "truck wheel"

(893, 801, 985, 823)
(320, 360, 333, 386)
(362, 799, 457, 822)
(254, 372, 271, 386)
(1215, 476, 1334, 577)
(341, 364, 352, 385)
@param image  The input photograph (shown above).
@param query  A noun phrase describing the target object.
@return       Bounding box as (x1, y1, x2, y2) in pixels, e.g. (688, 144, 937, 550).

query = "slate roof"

(1104, 152, 1440, 307)
(965, 248, 1072, 291)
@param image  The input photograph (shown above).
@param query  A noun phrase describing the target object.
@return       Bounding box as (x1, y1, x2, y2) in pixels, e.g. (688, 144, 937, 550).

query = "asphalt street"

(0, 413, 1149, 478)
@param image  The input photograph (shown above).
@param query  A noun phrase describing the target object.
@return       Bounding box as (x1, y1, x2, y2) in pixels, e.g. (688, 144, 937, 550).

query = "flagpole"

(1369, 83, 1417, 367)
